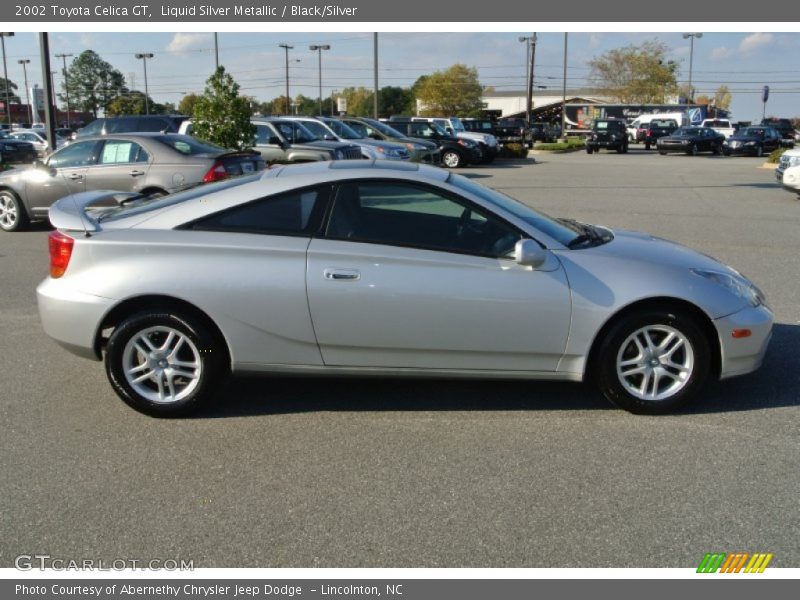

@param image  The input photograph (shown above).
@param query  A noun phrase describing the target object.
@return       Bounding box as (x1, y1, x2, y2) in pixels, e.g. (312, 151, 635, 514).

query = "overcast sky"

(2, 31, 798, 121)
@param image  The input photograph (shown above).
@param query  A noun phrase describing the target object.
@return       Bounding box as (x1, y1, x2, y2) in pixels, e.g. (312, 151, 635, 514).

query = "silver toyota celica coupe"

(37, 161, 773, 417)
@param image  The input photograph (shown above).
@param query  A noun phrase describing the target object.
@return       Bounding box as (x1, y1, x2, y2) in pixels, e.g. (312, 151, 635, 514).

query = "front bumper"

(725, 144, 759, 156)
(714, 303, 773, 379)
(37, 278, 114, 361)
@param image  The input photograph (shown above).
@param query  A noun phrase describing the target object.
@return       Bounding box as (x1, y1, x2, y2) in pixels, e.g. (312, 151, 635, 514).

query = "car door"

(306, 179, 572, 372)
(23, 140, 98, 213)
(83, 138, 151, 194)
(182, 183, 331, 367)
(253, 123, 286, 163)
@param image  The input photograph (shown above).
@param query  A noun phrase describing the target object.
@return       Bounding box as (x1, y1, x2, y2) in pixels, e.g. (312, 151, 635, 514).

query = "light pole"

(1, 32, 14, 128)
(214, 33, 219, 69)
(519, 33, 537, 127)
(309, 44, 330, 116)
(279, 44, 293, 116)
(561, 32, 568, 138)
(373, 33, 378, 119)
(17, 59, 31, 124)
(682, 33, 703, 103)
(55, 53, 73, 128)
(134, 52, 154, 115)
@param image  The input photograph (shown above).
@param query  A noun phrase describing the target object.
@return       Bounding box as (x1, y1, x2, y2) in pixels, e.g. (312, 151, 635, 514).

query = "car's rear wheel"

(442, 150, 463, 168)
(586, 147, 594, 154)
(0, 190, 29, 232)
(595, 308, 710, 414)
(105, 311, 225, 417)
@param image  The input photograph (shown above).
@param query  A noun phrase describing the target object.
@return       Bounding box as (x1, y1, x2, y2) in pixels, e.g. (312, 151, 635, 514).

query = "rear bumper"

(714, 303, 773, 379)
(37, 278, 113, 361)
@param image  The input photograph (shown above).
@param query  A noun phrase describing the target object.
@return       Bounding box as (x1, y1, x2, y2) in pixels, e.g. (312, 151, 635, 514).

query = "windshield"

(323, 119, 362, 140)
(155, 134, 226, 155)
(673, 128, 702, 137)
(301, 119, 336, 140)
(360, 118, 404, 137)
(95, 174, 261, 223)
(428, 122, 448, 136)
(740, 128, 766, 137)
(447, 173, 580, 247)
(449, 118, 465, 132)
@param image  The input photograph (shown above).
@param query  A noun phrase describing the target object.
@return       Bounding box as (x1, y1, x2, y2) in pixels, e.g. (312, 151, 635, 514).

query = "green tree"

(105, 91, 165, 116)
(588, 41, 679, 104)
(0, 77, 21, 104)
(713, 85, 732, 111)
(178, 93, 201, 116)
(338, 87, 375, 116)
(378, 86, 412, 118)
(61, 50, 127, 118)
(415, 64, 484, 117)
(191, 66, 255, 150)
(406, 75, 429, 114)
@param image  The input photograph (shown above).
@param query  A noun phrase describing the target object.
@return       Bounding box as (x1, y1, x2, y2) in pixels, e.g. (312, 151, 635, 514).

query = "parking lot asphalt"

(1, 148, 798, 568)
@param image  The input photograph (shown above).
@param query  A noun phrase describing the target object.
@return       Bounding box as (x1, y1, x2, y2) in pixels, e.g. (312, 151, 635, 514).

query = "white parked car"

(775, 148, 800, 183)
(782, 165, 800, 195)
(9, 129, 65, 157)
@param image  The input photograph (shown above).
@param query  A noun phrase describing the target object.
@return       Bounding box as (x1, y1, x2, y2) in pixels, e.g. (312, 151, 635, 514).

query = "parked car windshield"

(154, 134, 226, 155)
(360, 118, 405, 137)
(447, 173, 579, 247)
(323, 119, 362, 140)
(740, 128, 766, 138)
(301, 119, 338, 140)
(673, 128, 702, 137)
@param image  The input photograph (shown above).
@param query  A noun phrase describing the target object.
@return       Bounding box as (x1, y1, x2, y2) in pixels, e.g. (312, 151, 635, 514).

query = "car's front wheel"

(0, 190, 29, 232)
(441, 150, 463, 168)
(595, 308, 710, 414)
(105, 311, 226, 417)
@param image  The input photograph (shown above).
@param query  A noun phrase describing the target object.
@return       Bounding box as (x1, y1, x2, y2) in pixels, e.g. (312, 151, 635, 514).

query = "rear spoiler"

(49, 190, 139, 234)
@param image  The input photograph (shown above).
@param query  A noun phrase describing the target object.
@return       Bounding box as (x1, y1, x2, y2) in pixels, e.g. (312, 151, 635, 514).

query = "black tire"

(586, 147, 594, 154)
(105, 311, 226, 417)
(621, 143, 629, 154)
(0, 190, 29, 232)
(723, 149, 731, 156)
(712, 143, 721, 156)
(658, 150, 667, 155)
(756, 144, 764, 158)
(441, 150, 463, 168)
(644, 141, 651, 150)
(689, 143, 699, 156)
(594, 307, 711, 415)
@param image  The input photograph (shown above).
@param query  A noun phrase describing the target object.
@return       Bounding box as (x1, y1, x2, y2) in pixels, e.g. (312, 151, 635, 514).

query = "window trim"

(178, 183, 333, 238)
(321, 178, 528, 260)
(47, 139, 102, 169)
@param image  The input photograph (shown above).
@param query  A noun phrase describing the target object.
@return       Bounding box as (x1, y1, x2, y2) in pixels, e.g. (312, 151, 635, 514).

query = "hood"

(457, 131, 496, 145)
(405, 137, 437, 149)
(355, 139, 408, 152)
(298, 140, 357, 151)
(728, 134, 763, 143)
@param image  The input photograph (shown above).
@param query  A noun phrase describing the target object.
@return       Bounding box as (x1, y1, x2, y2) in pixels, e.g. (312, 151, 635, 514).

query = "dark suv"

(640, 119, 679, 150)
(760, 118, 796, 140)
(586, 119, 629, 154)
(76, 115, 189, 139)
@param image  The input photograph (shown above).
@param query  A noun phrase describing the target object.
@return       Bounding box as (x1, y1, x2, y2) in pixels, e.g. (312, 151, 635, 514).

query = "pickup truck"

(701, 119, 736, 139)
(640, 119, 679, 149)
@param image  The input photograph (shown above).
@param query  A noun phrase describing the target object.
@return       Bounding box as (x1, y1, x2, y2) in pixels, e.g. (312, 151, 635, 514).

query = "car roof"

(269, 159, 448, 181)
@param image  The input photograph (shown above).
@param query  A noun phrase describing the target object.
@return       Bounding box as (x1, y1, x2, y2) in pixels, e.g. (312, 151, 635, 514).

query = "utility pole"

(135, 52, 154, 114)
(55, 53, 73, 128)
(519, 34, 537, 127)
(373, 33, 378, 119)
(682, 33, 703, 103)
(17, 59, 31, 124)
(309, 44, 330, 115)
(38, 33, 56, 151)
(1, 32, 14, 128)
(214, 33, 219, 69)
(279, 44, 293, 116)
(561, 33, 568, 138)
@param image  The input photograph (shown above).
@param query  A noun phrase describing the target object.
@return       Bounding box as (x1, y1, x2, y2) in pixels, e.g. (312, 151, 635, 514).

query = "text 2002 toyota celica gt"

(37, 161, 772, 416)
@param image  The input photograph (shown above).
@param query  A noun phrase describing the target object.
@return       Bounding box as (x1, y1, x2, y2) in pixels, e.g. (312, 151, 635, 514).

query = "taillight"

(48, 230, 74, 278)
(202, 161, 228, 183)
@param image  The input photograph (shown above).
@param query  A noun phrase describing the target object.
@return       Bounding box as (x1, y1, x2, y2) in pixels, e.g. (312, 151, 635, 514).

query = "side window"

(348, 121, 369, 137)
(255, 124, 271, 144)
(137, 118, 168, 133)
(80, 120, 103, 136)
(99, 140, 149, 164)
(47, 141, 97, 168)
(189, 186, 328, 236)
(326, 181, 521, 258)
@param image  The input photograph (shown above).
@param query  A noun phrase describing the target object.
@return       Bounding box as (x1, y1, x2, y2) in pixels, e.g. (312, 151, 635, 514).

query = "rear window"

(154, 134, 226, 155)
(95, 174, 261, 223)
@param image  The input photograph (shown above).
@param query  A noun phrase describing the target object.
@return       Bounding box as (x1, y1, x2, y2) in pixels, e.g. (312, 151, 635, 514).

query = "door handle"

(324, 268, 360, 281)
(129, 169, 145, 176)
(66, 173, 83, 181)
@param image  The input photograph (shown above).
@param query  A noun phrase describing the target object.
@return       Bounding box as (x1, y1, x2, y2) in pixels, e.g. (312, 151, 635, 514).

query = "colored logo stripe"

(697, 552, 773, 573)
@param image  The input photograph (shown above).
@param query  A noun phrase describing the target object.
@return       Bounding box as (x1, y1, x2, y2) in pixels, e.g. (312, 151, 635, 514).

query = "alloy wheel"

(0, 194, 18, 230)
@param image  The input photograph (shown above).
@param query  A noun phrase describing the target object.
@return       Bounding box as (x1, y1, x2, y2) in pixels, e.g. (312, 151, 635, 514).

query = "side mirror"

(514, 239, 548, 268)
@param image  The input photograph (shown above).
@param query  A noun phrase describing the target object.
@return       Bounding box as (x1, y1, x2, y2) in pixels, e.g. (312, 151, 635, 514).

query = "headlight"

(744, 141, 756, 146)
(458, 139, 476, 148)
(691, 269, 765, 307)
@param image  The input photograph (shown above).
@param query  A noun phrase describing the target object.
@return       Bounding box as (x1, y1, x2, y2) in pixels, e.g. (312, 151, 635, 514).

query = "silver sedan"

(37, 161, 773, 416)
